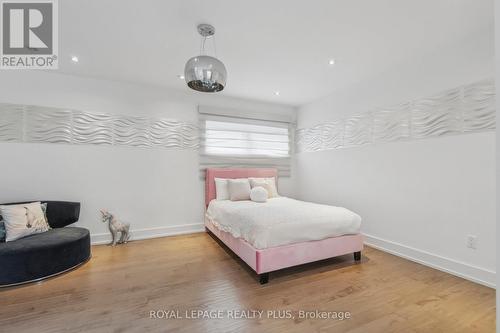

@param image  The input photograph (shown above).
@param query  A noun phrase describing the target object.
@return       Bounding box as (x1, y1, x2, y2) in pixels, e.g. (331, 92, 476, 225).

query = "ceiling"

(58, 0, 493, 106)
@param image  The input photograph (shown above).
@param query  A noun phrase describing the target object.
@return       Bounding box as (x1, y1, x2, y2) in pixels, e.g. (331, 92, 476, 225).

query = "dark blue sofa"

(0, 201, 90, 287)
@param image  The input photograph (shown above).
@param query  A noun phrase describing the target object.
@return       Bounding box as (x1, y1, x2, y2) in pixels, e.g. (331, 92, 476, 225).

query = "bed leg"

(259, 273, 269, 284)
(354, 251, 361, 262)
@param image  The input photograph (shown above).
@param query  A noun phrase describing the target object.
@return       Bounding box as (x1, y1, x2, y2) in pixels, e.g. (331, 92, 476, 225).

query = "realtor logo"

(1, 0, 58, 69)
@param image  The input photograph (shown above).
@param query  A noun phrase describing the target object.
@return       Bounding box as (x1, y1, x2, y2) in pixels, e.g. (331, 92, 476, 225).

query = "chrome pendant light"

(184, 24, 227, 93)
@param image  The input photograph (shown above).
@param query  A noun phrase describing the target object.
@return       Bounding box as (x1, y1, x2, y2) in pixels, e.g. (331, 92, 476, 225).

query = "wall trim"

(91, 223, 205, 245)
(364, 233, 496, 288)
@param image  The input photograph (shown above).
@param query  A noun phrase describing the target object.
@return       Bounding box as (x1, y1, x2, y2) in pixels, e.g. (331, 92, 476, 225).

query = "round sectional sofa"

(0, 201, 90, 287)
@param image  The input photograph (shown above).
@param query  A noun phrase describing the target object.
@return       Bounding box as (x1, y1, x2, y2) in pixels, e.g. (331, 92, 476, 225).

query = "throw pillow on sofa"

(0, 221, 5, 242)
(0, 202, 51, 241)
(0, 203, 48, 243)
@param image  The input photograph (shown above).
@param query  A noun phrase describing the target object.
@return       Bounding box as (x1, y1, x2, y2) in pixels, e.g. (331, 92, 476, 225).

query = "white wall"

(495, 0, 500, 327)
(296, 29, 496, 286)
(0, 71, 296, 242)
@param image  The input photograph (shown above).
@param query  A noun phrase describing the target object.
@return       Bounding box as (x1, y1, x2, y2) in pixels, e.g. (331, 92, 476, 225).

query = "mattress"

(206, 197, 361, 249)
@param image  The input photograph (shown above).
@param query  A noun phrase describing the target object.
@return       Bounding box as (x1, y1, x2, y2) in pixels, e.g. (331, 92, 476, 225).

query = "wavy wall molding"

(0, 104, 199, 149)
(296, 79, 495, 153)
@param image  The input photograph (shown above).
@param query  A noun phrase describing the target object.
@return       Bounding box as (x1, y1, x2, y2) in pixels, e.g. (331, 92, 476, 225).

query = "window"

(203, 120, 290, 157)
(199, 108, 293, 177)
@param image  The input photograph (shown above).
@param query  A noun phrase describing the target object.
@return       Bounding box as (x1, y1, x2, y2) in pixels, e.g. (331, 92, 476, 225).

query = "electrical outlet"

(466, 235, 478, 249)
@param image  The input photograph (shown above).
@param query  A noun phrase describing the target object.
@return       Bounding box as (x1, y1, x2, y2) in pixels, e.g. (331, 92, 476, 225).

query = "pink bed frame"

(205, 168, 363, 283)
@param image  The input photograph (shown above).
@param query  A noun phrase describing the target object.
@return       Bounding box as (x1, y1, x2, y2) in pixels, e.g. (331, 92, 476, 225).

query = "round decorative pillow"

(250, 186, 268, 203)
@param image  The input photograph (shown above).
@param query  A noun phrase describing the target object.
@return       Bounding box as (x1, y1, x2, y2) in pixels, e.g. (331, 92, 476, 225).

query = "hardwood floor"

(0, 233, 495, 333)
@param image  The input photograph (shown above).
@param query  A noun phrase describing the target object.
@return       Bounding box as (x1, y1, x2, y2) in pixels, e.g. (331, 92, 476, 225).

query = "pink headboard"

(205, 168, 278, 207)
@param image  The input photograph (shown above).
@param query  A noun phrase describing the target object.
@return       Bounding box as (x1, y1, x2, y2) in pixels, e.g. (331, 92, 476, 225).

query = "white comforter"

(206, 197, 361, 249)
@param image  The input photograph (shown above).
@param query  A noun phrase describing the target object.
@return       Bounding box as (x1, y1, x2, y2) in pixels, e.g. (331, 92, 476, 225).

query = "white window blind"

(199, 107, 293, 177)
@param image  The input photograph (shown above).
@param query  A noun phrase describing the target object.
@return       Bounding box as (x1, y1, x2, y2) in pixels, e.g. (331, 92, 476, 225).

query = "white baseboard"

(91, 223, 205, 245)
(364, 233, 496, 288)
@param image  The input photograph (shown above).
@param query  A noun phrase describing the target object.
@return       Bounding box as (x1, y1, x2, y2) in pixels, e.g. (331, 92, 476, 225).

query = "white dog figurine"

(100, 210, 130, 246)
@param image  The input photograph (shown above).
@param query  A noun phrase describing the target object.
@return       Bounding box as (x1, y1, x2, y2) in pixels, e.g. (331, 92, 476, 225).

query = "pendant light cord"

(213, 35, 217, 57)
(199, 35, 217, 57)
(199, 36, 207, 55)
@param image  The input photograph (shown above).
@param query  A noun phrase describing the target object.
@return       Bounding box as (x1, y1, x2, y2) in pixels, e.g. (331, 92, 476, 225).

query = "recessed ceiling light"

(328, 59, 335, 65)
(177, 74, 185, 80)
(274, 91, 280, 96)
(71, 56, 79, 63)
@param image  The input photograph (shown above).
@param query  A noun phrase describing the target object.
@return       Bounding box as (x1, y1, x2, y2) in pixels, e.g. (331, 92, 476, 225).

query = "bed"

(204, 168, 363, 284)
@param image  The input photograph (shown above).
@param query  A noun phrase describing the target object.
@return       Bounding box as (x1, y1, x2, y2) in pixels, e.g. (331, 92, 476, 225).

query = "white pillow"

(214, 178, 229, 200)
(249, 177, 279, 198)
(228, 179, 251, 201)
(0, 202, 51, 242)
(250, 186, 268, 203)
(250, 181, 273, 197)
(214, 178, 250, 200)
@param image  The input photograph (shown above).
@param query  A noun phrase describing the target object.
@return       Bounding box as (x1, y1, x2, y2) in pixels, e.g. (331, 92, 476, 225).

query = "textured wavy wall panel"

(411, 88, 462, 138)
(150, 120, 198, 149)
(25, 107, 73, 144)
(0, 104, 199, 150)
(296, 121, 345, 152)
(373, 103, 410, 143)
(72, 111, 113, 145)
(296, 125, 323, 152)
(462, 79, 495, 132)
(344, 114, 372, 147)
(296, 79, 495, 153)
(321, 121, 344, 150)
(0, 104, 23, 142)
(113, 116, 150, 147)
